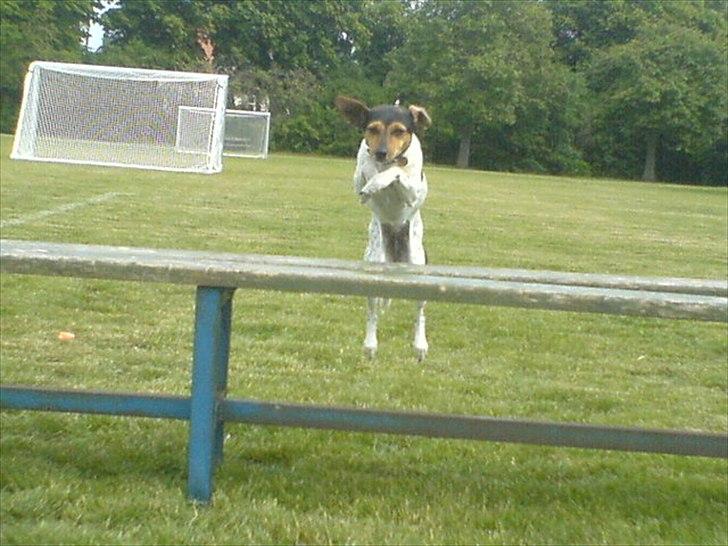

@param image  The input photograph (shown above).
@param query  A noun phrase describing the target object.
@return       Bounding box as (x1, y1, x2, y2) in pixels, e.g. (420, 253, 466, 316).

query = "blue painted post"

(213, 291, 233, 467)
(187, 286, 234, 503)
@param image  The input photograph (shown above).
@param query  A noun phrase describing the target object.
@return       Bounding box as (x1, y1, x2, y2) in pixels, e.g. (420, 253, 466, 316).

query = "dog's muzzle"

(371, 151, 408, 168)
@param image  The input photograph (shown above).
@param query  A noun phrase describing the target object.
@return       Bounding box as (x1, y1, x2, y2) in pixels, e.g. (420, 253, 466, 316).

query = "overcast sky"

(87, 21, 104, 51)
(86, 0, 118, 52)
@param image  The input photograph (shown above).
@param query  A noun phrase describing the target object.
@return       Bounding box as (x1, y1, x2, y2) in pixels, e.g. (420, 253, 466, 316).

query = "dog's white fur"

(352, 133, 429, 361)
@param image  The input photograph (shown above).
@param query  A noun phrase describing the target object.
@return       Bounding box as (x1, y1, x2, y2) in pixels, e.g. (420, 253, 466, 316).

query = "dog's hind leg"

(413, 301, 428, 362)
(364, 297, 379, 359)
(363, 218, 385, 359)
(410, 213, 428, 362)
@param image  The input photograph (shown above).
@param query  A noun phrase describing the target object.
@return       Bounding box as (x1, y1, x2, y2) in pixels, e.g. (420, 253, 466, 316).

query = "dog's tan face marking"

(364, 121, 413, 162)
(364, 121, 385, 153)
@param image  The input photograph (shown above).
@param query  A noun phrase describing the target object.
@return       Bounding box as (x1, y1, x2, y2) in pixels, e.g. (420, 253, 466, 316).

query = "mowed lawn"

(0, 133, 726, 544)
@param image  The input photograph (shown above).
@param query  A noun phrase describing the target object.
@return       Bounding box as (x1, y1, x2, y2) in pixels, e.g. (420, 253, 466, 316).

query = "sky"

(88, 21, 104, 51)
(86, 0, 118, 52)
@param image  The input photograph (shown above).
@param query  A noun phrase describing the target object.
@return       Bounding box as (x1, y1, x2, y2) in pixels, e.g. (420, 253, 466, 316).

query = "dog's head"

(335, 96, 431, 164)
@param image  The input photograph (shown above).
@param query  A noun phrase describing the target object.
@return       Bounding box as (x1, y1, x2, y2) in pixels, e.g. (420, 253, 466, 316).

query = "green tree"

(97, 0, 211, 70)
(99, 0, 370, 75)
(350, 0, 407, 86)
(589, 19, 727, 182)
(208, 0, 367, 75)
(549, 0, 645, 68)
(0, 0, 98, 132)
(549, 0, 728, 184)
(386, 0, 583, 170)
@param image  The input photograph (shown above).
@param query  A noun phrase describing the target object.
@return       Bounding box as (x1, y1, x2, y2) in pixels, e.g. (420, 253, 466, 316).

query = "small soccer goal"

(223, 110, 270, 159)
(175, 106, 216, 155)
(11, 61, 228, 174)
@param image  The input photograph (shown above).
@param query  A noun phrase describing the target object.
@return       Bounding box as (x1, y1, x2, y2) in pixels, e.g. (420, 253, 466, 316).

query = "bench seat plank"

(1, 239, 726, 322)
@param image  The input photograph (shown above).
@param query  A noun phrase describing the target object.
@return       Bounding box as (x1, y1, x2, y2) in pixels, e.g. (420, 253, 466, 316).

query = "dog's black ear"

(334, 96, 370, 129)
(409, 105, 432, 131)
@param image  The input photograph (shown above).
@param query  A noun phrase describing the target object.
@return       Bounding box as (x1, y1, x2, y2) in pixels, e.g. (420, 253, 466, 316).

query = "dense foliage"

(0, 0, 725, 184)
(0, 0, 97, 135)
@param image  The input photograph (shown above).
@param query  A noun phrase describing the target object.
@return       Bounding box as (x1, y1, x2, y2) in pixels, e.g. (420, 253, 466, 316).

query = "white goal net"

(223, 110, 270, 158)
(11, 61, 228, 174)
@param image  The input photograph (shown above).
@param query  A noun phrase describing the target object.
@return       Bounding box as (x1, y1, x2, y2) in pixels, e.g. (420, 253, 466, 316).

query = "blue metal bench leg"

(214, 290, 233, 467)
(187, 286, 234, 503)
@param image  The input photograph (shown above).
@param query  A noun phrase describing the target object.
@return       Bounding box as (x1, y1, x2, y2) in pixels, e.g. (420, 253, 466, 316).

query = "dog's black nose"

(374, 151, 387, 162)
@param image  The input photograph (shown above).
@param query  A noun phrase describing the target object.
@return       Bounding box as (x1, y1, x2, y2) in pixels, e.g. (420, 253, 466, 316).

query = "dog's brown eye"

(366, 126, 380, 134)
(391, 128, 405, 137)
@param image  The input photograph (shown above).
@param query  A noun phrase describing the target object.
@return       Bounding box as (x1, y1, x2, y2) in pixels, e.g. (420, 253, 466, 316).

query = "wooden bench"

(1, 238, 726, 503)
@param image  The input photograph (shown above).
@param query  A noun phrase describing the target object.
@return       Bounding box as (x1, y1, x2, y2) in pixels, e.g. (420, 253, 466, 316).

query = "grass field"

(0, 132, 726, 544)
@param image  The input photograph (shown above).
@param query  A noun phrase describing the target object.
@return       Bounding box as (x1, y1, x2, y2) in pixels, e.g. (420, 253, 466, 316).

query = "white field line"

(0, 192, 130, 228)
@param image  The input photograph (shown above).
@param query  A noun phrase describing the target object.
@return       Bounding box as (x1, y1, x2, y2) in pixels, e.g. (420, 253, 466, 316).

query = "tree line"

(1, 0, 726, 185)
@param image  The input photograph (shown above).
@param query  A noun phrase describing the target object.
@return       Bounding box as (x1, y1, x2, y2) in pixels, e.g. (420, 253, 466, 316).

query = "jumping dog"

(334, 96, 432, 361)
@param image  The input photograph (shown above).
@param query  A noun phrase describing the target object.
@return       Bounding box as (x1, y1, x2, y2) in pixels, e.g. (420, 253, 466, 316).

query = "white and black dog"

(335, 96, 432, 361)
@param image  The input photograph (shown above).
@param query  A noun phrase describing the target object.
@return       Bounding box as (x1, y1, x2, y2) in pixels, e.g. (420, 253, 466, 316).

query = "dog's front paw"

(360, 174, 398, 203)
(359, 182, 379, 203)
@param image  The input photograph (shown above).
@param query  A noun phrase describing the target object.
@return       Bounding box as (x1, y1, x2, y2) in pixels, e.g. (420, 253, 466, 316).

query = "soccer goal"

(223, 110, 270, 158)
(11, 61, 228, 174)
(175, 106, 216, 155)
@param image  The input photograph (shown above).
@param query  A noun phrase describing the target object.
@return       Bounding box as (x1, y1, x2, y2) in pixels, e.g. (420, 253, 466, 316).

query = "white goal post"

(11, 61, 228, 174)
(223, 110, 270, 159)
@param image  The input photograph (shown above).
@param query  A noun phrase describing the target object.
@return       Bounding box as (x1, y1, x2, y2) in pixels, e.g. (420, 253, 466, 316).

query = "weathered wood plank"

(1, 239, 726, 322)
(4, 238, 724, 296)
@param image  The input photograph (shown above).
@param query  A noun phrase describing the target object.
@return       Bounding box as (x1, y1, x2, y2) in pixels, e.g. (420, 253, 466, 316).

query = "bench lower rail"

(3, 385, 726, 460)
